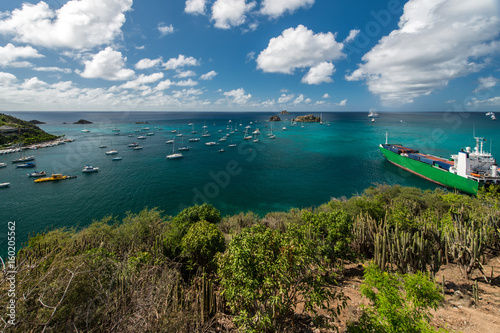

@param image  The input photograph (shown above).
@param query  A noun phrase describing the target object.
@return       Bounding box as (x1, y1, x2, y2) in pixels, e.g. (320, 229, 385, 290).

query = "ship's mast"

(385, 132, 388, 145)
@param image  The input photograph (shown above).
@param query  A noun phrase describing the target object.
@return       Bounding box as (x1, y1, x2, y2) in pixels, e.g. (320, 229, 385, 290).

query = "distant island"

(293, 114, 320, 122)
(73, 119, 92, 124)
(0, 113, 59, 146)
(280, 110, 290, 115)
(269, 115, 281, 121)
(29, 120, 46, 124)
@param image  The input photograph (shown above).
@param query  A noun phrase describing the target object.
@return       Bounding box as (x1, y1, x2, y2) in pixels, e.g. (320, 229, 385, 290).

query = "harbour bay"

(1, 111, 499, 256)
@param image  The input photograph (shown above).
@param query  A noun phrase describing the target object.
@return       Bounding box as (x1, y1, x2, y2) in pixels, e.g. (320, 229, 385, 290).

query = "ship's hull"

(380, 146, 479, 195)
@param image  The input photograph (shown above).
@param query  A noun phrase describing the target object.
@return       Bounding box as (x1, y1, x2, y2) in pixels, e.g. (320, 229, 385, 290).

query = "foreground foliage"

(218, 224, 346, 332)
(347, 264, 445, 333)
(1, 185, 498, 332)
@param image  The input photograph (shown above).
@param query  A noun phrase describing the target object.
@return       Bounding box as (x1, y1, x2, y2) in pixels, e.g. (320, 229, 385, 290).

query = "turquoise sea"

(1, 111, 499, 257)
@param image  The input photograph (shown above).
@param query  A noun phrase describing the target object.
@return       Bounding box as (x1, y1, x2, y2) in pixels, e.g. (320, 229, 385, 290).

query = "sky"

(0, 0, 499, 112)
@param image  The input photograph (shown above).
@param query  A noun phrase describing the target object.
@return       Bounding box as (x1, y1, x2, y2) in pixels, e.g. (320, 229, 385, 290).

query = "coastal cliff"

(0, 113, 58, 146)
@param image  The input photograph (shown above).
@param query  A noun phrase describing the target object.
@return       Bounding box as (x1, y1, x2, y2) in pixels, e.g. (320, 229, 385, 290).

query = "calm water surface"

(1, 111, 499, 257)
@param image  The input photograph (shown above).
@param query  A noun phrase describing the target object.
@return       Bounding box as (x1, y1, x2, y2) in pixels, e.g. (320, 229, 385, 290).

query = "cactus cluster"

(373, 219, 443, 275)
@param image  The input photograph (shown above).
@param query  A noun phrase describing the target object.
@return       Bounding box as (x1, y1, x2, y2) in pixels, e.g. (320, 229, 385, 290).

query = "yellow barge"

(34, 174, 77, 183)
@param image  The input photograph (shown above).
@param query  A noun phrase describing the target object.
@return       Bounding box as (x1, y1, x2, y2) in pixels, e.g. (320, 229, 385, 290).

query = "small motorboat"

(82, 165, 99, 173)
(28, 171, 46, 177)
(0, 182, 10, 188)
(105, 150, 118, 155)
(188, 138, 200, 142)
(81, 129, 90, 133)
(133, 146, 143, 150)
(218, 149, 225, 153)
(205, 142, 217, 146)
(128, 143, 139, 147)
(112, 157, 122, 161)
(178, 146, 190, 151)
(99, 145, 107, 148)
(0, 163, 6, 168)
(137, 136, 146, 139)
(228, 143, 237, 147)
(165, 140, 174, 144)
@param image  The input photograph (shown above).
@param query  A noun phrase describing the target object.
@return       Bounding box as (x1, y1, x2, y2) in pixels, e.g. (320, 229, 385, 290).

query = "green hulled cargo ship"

(380, 135, 500, 195)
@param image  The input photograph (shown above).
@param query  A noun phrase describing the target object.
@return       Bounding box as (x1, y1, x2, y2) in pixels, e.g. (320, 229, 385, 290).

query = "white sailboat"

(167, 138, 183, 159)
(243, 127, 252, 140)
(201, 123, 210, 137)
(368, 108, 379, 117)
(269, 124, 276, 139)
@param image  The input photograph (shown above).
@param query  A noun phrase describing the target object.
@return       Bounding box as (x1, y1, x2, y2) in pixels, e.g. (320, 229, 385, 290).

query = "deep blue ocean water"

(1, 111, 499, 257)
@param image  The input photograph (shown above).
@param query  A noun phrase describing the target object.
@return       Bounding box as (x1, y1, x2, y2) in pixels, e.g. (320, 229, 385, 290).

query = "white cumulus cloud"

(223, 87, 252, 104)
(135, 58, 162, 70)
(211, 0, 256, 29)
(0, 43, 43, 67)
(158, 24, 174, 37)
(185, 0, 207, 15)
(155, 79, 174, 91)
(176, 78, 198, 86)
(0, 72, 17, 85)
(344, 29, 359, 43)
(336, 98, 347, 106)
(21, 77, 47, 90)
(33, 66, 71, 73)
(301, 62, 335, 84)
(345, 0, 500, 105)
(474, 76, 498, 93)
(278, 93, 294, 103)
(120, 73, 164, 90)
(200, 70, 217, 80)
(256, 25, 344, 74)
(164, 55, 200, 69)
(79, 47, 135, 81)
(0, 0, 133, 49)
(175, 70, 196, 78)
(260, 0, 314, 18)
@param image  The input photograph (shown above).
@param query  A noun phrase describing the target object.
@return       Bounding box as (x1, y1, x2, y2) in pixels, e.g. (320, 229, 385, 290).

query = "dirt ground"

(335, 255, 500, 332)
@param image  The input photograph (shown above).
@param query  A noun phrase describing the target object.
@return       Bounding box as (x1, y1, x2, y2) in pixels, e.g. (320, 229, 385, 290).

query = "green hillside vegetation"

(2, 185, 500, 332)
(0, 113, 59, 146)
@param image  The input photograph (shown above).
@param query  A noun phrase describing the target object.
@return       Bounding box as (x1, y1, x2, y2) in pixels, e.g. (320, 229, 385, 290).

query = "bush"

(217, 224, 346, 332)
(348, 263, 446, 333)
(164, 204, 221, 257)
(301, 210, 353, 263)
(181, 220, 225, 271)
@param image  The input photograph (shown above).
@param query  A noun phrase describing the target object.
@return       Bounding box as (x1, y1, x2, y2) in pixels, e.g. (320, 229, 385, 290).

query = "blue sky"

(0, 0, 499, 112)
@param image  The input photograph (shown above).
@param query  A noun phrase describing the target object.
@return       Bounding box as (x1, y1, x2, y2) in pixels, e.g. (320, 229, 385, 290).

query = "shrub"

(164, 204, 221, 257)
(348, 263, 446, 333)
(301, 210, 354, 263)
(181, 220, 225, 271)
(217, 225, 346, 332)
